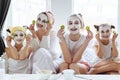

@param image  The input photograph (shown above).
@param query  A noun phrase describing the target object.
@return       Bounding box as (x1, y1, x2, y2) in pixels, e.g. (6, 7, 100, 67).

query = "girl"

(29, 11, 62, 74)
(57, 13, 93, 74)
(88, 23, 120, 74)
(5, 26, 32, 74)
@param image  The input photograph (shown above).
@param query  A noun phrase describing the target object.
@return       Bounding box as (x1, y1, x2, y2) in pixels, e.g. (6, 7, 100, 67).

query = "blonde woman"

(29, 11, 62, 74)
(57, 13, 93, 74)
(5, 26, 33, 74)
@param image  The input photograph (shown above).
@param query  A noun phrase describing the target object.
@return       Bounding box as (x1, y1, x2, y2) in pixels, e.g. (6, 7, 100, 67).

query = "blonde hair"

(67, 13, 84, 29)
(7, 26, 27, 37)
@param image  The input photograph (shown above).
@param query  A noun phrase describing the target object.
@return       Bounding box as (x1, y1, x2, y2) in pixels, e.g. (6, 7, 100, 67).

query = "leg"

(32, 48, 56, 73)
(69, 63, 88, 74)
(53, 58, 63, 73)
(93, 60, 112, 68)
(106, 71, 119, 74)
(88, 61, 119, 74)
(59, 62, 69, 73)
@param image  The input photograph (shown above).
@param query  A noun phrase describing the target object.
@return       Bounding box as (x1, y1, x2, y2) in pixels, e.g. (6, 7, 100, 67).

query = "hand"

(112, 33, 118, 42)
(57, 28, 65, 39)
(6, 36, 12, 45)
(29, 24, 35, 31)
(28, 24, 36, 38)
(95, 33, 101, 42)
(26, 35, 32, 45)
(85, 30, 93, 42)
(47, 23, 52, 30)
(44, 23, 52, 36)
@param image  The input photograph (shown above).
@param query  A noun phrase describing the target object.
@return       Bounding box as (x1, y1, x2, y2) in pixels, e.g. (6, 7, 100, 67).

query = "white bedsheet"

(2, 74, 120, 80)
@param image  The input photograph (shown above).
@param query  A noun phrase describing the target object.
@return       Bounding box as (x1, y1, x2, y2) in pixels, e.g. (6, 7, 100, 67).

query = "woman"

(57, 13, 93, 74)
(29, 11, 62, 74)
(88, 23, 120, 74)
(5, 26, 33, 74)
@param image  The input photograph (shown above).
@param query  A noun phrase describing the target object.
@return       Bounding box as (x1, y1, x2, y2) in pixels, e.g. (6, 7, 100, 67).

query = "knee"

(36, 48, 52, 58)
(69, 63, 76, 69)
(33, 48, 52, 61)
(59, 62, 69, 68)
(59, 62, 69, 72)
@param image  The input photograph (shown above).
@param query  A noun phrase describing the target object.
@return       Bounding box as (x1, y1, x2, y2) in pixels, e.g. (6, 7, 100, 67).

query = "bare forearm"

(7, 44, 19, 59)
(112, 42, 118, 58)
(72, 40, 89, 63)
(19, 45, 30, 59)
(60, 39, 72, 63)
(96, 42, 104, 58)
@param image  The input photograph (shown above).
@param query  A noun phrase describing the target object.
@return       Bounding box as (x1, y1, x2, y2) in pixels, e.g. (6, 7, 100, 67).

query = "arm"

(72, 30, 93, 63)
(95, 33, 104, 58)
(6, 36, 19, 59)
(57, 29, 72, 63)
(19, 45, 32, 60)
(19, 35, 33, 60)
(111, 33, 118, 58)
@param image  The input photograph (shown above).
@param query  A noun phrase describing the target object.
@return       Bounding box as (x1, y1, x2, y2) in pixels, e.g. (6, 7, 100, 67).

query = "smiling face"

(13, 30, 25, 44)
(36, 13, 48, 30)
(99, 25, 112, 40)
(67, 16, 81, 34)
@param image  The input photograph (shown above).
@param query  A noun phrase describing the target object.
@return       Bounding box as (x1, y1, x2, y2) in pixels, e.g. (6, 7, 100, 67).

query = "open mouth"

(102, 35, 109, 38)
(17, 39, 23, 42)
(37, 23, 43, 28)
(70, 28, 77, 31)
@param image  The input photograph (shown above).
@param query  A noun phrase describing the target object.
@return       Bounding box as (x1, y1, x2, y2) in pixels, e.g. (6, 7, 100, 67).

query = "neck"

(15, 43, 23, 51)
(101, 39, 109, 45)
(69, 33, 80, 41)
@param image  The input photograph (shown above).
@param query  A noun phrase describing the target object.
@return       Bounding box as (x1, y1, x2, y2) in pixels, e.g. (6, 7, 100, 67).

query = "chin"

(16, 42, 23, 45)
(70, 31, 79, 35)
(102, 38, 109, 40)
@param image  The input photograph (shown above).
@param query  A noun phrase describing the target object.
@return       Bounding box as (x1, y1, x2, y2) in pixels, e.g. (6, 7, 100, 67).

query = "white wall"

(50, 0, 73, 30)
(51, 0, 120, 51)
(118, 0, 120, 50)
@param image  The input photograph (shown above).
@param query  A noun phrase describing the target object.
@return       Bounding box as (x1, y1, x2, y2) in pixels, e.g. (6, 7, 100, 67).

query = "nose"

(37, 23, 43, 28)
(17, 36, 22, 39)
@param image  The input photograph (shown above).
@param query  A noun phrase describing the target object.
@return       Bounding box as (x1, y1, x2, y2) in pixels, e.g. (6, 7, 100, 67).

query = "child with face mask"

(57, 13, 93, 74)
(5, 26, 33, 74)
(88, 23, 120, 74)
(29, 11, 62, 74)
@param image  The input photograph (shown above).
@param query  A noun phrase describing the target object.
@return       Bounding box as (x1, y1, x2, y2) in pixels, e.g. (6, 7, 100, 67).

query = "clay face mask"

(99, 25, 112, 40)
(13, 30, 25, 44)
(67, 16, 81, 34)
(36, 13, 48, 30)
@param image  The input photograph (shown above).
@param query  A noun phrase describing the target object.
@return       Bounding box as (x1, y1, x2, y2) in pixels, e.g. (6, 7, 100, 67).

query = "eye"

(106, 30, 109, 33)
(42, 20, 46, 23)
(20, 33, 24, 37)
(74, 21, 79, 24)
(69, 21, 72, 25)
(101, 31, 104, 33)
(38, 18, 41, 21)
(14, 34, 18, 37)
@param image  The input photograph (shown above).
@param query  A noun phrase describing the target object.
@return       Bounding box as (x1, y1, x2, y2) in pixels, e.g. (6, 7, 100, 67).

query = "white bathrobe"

(5, 46, 32, 74)
(30, 30, 62, 73)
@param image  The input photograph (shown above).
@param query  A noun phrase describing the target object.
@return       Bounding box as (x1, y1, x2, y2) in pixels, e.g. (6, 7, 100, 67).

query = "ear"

(6, 29, 11, 33)
(94, 25, 99, 31)
(111, 25, 115, 29)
